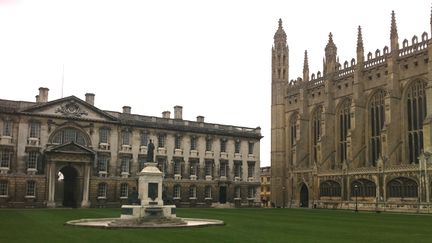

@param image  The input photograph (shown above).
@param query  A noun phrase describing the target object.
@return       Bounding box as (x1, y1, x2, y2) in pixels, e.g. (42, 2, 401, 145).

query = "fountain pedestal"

(120, 163, 176, 220)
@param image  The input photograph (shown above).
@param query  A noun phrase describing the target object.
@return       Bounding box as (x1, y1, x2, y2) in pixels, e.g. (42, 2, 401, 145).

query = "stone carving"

(56, 101, 88, 118)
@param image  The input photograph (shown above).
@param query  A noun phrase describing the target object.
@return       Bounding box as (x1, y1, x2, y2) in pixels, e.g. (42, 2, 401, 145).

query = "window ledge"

(0, 195, 9, 198)
(205, 197, 212, 200)
(173, 197, 181, 200)
(25, 195, 36, 199)
(97, 196, 107, 200)
(120, 196, 128, 199)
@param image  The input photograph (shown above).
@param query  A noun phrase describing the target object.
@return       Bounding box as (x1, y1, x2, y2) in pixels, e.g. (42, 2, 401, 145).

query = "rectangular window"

(0, 181, 8, 196)
(220, 161, 227, 177)
(175, 136, 181, 149)
(235, 140, 241, 153)
(138, 156, 146, 171)
(234, 162, 242, 178)
(158, 134, 165, 148)
(98, 183, 107, 198)
(3, 120, 12, 137)
(189, 186, 196, 198)
(157, 158, 167, 177)
(26, 181, 36, 197)
(27, 152, 38, 169)
(248, 162, 255, 178)
(120, 183, 128, 198)
(205, 186, 212, 198)
(190, 136, 197, 150)
(98, 156, 109, 172)
(235, 187, 241, 198)
(99, 128, 109, 144)
(205, 160, 212, 176)
(0, 150, 11, 168)
(122, 131, 131, 145)
(248, 187, 255, 198)
(206, 138, 212, 151)
(174, 160, 181, 175)
(248, 142, 254, 154)
(189, 161, 197, 176)
(29, 122, 40, 138)
(220, 139, 226, 152)
(121, 158, 130, 173)
(140, 132, 148, 146)
(174, 185, 181, 198)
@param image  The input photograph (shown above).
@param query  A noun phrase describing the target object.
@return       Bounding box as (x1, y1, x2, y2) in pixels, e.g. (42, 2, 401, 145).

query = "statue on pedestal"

(147, 139, 155, 163)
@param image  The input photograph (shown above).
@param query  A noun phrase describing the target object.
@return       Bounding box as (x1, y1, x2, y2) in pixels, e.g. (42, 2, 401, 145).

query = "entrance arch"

(59, 165, 79, 207)
(300, 183, 309, 207)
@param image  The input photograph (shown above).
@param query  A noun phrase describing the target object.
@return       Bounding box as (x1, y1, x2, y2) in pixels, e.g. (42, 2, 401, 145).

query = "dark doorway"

(219, 186, 227, 203)
(60, 165, 78, 207)
(300, 183, 309, 208)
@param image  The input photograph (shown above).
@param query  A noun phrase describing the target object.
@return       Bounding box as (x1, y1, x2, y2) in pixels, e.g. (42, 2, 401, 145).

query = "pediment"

(21, 96, 117, 122)
(46, 141, 95, 155)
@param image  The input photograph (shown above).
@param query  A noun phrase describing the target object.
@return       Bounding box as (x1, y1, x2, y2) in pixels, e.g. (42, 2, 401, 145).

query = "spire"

(357, 26, 364, 64)
(357, 26, 364, 51)
(303, 50, 309, 82)
(274, 18, 287, 48)
(324, 32, 337, 74)
(325, 32, 337, 56)
(390, 11, 399, 51)
(390, 11, 398, 39)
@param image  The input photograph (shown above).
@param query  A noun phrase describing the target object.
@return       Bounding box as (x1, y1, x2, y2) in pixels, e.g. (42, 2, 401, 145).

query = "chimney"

(174, 105, 183, 120)
(38, 87, 49, 103)
(197, 115, 205, 123)
(122, 106, 131, 114)
(85, 93, 95, 106)
(162, 111, 171, 119)
(35, 95, 40, 103)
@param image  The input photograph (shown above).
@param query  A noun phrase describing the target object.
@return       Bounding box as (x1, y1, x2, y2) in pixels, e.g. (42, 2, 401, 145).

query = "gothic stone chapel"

(271, 9, 432, 212)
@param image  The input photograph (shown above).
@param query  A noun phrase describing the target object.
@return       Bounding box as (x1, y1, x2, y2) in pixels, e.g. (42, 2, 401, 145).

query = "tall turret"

(271, 18, 288, 207)
(324, 33, 337, 75)
(272, 19, 289, 83)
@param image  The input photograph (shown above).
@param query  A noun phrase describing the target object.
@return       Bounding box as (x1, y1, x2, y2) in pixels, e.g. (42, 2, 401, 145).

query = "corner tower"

(271, 18, 288, 207)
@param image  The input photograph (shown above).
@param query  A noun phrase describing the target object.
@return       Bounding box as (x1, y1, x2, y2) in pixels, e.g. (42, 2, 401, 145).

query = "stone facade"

(271, 10, 432, 212)
(0, 89, 261, 208)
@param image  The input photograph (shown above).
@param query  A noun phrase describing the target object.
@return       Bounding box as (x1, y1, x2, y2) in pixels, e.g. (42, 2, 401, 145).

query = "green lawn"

(0, 208, 431, 243)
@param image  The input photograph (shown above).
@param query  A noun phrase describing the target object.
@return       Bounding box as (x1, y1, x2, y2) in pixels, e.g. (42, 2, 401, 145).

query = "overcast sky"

(0, 0, 430, 166)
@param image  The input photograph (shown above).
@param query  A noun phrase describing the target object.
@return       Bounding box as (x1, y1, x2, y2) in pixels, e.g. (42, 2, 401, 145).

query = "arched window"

(369, 90, 385, 166)
(51, 127, 88, 146)
(388, 177, 418, 198)
(312, 106, 323, 163)
(351, 179, 376, 197)
(338, 99, 351, 163)
(406, 80, 427, 163)
(319, 180, 341, 197)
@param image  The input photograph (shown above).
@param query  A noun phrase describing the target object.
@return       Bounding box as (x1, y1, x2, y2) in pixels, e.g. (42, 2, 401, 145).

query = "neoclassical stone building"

(271, 10, 432, 212)
(0, 89, 261, 208)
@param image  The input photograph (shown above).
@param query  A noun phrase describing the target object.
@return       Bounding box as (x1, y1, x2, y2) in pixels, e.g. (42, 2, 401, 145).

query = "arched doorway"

(60, 165, 79, 207)
(300, 183, 309, 207)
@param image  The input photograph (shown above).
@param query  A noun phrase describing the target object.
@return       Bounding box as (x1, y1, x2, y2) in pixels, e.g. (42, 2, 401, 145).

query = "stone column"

(46, 161, 56, 207)
(81, 163, 91, 208)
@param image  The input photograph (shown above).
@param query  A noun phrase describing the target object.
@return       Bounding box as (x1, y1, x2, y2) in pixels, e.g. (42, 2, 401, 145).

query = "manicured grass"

(1, 208, 431, 243)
